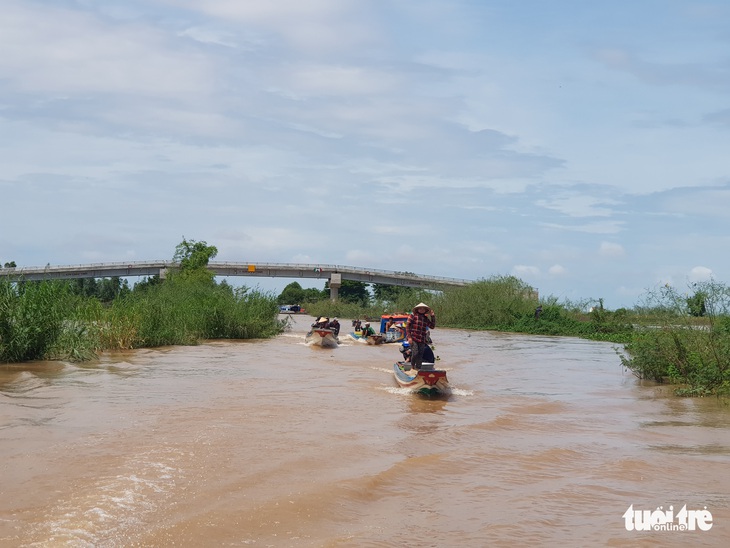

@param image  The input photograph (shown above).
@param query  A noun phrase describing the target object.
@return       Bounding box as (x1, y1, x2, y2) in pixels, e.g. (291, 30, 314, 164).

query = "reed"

(433, 276, 537, 329)
(0, 275, 284, 364)
(0, 279, 77, 363)
(115, 277, 284, 348)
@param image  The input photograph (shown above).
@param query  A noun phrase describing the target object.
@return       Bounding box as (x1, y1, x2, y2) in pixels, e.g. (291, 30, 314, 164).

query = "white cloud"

(178, 26, 239, 48)
(540, 221, 624, 235)
(512, 265, 541, 278)
(548, 264, 567, 276)
(599, 242, 625, 257)
(688, 266, 713, 282)
(168, 0, 378, 51)
(0, 3, 214, 96)
(536, 195, 620, 218)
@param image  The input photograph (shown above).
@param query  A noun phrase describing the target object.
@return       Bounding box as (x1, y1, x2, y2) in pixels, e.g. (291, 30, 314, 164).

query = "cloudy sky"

(1, 0, 729, 309)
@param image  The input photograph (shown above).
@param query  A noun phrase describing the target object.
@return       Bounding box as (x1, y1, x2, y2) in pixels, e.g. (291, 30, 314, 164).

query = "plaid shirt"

(406, 311, 435, 343)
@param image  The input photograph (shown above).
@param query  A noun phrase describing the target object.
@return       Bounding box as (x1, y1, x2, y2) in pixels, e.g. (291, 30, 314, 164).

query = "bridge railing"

(210, 262, 472, 285)
(0, 260, 474, 286)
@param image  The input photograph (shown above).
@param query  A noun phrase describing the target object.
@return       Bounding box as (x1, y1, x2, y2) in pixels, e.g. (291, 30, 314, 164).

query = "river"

(1, 314, 728, 547)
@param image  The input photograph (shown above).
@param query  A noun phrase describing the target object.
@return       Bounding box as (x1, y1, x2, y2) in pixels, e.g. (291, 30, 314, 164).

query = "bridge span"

(0, 261, 473, 300)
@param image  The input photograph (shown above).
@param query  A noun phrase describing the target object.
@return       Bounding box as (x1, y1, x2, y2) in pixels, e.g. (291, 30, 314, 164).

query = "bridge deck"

(0, 261, 472, 289)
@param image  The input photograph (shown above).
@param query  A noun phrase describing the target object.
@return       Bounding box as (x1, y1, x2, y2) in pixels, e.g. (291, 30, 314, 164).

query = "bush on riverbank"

(428, 277, 633, 343)
(618, 282, 730, 396)
(0, 270, 284, 365)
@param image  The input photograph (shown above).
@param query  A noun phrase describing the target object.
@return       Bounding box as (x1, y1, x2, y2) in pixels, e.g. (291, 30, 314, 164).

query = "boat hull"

(349, 332, 384, 345)
(393, 362, 450, 396)
(305, 328, 339, 348)
(383, 330, 406, 343)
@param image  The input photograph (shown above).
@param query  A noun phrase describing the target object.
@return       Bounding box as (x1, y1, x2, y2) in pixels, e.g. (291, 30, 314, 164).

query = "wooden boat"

(379, 313, 409, 343)
(305, 327, 339, 348)
(383, 329, 406, 343)
(365, 333, 384, 345)
(349, 331, 384, 345)
(393, 361, 450, 396)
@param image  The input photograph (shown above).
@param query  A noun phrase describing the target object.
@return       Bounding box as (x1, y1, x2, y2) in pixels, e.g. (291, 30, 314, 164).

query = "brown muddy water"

(1, 314, 729, 547)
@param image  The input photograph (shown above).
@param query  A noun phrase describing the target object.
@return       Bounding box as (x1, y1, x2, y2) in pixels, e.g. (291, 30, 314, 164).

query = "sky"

(1, 0, 729, 309)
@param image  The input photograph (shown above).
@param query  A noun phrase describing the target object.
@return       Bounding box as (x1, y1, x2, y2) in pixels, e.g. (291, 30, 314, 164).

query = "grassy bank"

(308, 277, 634, 342)
(0, 276, 285, 364)
(304, 276, 730, 397)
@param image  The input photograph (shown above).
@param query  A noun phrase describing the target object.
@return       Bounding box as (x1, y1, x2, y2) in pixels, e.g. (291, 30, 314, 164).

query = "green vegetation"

(4, 239, 730, 398)
(618, 282, 730, 397)
(297, 275, 730, 398)
(0, 278, 83, 363)
(0, 238, 284, 364)
(277, 281, 327, 306)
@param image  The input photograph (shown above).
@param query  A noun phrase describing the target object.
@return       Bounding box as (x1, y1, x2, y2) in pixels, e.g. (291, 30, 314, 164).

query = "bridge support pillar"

(329, 273, 341, 301)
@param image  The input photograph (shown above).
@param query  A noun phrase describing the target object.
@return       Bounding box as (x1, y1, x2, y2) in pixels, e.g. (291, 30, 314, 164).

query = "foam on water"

(25, 449, 183, 547)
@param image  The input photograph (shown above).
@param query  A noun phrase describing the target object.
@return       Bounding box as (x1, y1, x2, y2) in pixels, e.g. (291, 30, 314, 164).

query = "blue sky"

(1, 0, 729, 309)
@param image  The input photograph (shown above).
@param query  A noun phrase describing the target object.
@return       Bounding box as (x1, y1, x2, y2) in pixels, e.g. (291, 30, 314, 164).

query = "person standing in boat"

(329, 317, 341, 336)
(406, 302, 436, 370)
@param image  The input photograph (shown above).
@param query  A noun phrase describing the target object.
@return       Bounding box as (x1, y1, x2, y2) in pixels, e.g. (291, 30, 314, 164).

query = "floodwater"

(1, 314, 729, 547)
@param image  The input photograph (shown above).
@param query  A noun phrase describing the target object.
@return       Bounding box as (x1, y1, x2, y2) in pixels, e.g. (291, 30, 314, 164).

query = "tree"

(372, 283, 417, 302)
(325, 279, 370, 305)
(98, 277, 129, 303)
(172, 237, 218, 282)
(173, 237, 218, 272)
(687, 290, 707, 317)
(279, 281, 305, 304)
(133, 275, 162, 293)
(3, 261, 16, 268)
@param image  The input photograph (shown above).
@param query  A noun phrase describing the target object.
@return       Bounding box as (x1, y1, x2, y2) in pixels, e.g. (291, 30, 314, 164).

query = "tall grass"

(305, 276, 633, 342)
(0, 279, 79, 362)
(432, 276, 535, 329)
(106, 277, 285, 348)
(0, 276, 284, 364)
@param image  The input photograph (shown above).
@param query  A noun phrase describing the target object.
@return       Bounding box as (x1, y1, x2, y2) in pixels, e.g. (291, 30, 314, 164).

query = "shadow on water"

(407, 393, 450, 414)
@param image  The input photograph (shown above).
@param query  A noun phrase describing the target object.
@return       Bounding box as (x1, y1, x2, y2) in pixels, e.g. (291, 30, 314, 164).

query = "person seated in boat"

(313, 317, 329, 329)
(352, 319, 362, 331)
(399, 341, 435, 369)
(329, 317, 341, 336)
(385, 316, 395, 331)
(361, 322, 375, 338)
